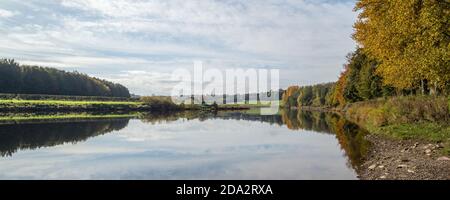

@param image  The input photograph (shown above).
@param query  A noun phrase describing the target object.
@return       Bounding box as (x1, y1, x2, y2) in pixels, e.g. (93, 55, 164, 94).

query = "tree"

(333, 67, 349, 106)
(354, 0, 450, 93)
(282, 86, 300, 108)
(297, 86, 312, 106)
(0, 59, 131, 97)
(343, 49, 389, 102)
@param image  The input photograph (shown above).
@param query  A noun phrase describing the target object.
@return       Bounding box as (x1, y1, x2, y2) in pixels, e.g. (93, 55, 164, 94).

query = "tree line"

(282, 0, 449, 108)
(0, 119, 129, 157)
(0, 59, 130, 98)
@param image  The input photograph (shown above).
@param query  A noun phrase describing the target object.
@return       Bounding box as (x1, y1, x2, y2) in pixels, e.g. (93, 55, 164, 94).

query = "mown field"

(0, 99, 141, 106)
(0, 113, 138, 124)
(0, 99, 144, 112)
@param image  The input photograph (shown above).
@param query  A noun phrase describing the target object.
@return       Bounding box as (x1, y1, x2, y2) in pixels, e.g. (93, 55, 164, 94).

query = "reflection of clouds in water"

(0, 145, 356, 180)
(116, 119, 204, 142)
(51, 145, 145, 155)
(117, 119, 301, 145)
(0, 117, 358, 180)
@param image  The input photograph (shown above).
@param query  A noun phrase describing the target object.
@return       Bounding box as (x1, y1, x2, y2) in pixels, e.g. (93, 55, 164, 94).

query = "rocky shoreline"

(357, 134, 450, 180)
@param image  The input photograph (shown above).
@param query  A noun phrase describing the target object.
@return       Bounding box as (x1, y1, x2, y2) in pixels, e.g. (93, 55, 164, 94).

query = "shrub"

(140, 96, 181, 111)
(345, 96, 450, 127)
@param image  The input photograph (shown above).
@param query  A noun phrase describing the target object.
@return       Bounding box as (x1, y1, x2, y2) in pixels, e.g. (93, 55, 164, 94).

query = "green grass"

(370, 123, 450, 142)
(369, 123, 450, 155)
(0, 99, 141, 106)
(345, 96, 449, 125)
(344, 96, 450, 155)
(0, 113, 138, 122)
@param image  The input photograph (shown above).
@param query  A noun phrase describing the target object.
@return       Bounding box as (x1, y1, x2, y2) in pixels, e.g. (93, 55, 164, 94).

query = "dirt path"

(358, 135, 450, 180)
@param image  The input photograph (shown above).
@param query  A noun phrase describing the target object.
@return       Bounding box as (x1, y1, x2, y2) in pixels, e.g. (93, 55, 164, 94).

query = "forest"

(0, 59, 130, 98)
(282, 0, 449, 109)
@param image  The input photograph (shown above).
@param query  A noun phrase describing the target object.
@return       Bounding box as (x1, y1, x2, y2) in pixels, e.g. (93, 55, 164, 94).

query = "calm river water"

(0, 110, 369, 179)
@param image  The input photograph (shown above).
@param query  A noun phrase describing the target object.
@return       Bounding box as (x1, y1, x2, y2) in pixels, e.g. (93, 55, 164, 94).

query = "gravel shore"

(357, 135, 450, 180)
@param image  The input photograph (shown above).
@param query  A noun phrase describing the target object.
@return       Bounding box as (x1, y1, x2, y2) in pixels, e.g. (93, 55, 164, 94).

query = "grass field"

(0, 99, 141, 106)
(0, 99, 144, 112)
(0, 113, 138, 122)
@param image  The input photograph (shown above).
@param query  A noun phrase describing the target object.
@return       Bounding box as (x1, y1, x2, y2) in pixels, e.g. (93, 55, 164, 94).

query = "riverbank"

(0, 99, 254, 113)
(0, 113, 139, 125)
(343, 96, 450, 155)
(358, 134, 450, 180)
(0, 99, 146, 112)
(299, 96, 450, 179)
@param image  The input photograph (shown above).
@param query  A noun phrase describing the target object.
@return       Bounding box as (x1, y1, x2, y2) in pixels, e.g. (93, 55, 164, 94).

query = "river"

(0, 110, 370, 179)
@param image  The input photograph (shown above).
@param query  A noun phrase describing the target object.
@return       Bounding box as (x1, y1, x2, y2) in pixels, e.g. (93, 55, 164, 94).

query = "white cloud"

(0, 8, 17, 18)
(104, 70, 175, 95)
(0, 0, 357, 95)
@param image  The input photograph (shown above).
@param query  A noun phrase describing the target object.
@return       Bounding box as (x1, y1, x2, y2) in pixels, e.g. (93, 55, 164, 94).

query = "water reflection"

(0, 110, 369, 179)
(134, 110, 369, 169)
(280, 110, 370, 168)
(0, 119, 129, 157)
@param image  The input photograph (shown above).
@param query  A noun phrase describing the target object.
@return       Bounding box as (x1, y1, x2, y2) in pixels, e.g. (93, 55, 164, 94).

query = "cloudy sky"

(0, 0, 357, 95)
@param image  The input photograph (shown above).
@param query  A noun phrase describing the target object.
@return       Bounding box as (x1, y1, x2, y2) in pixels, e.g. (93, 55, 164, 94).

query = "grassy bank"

(342, 96, 450, 155)
(0, 95, 205, 112)
(0, 99, 141, 106)
(0, 99, 144, 112)
(0, 93, 135, 102)
(0, 97, 260, 114)
(0, 113, 138, 124)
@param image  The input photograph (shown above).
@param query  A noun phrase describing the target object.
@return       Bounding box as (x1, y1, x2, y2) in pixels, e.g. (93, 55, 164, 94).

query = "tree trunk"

(421, 79, 425, 95)
(421, 79, 430, 95)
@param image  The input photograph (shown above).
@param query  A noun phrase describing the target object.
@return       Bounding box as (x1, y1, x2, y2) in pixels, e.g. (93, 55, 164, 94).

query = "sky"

(0, 0, 357, 95)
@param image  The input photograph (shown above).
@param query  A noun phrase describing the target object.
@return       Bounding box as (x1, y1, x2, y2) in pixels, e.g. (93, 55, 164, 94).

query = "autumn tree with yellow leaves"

(353, 0, 450, 94)
(281, 0, 449, 109)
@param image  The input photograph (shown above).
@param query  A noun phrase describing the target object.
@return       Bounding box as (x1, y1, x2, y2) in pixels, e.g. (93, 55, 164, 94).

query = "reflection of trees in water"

(322, 113, 370, 168)
(282, 110, 333, 133)
(140, 110, 369, 168)
(214, 112, 284, 126)
(0, 119, 129, 157)
(142, 109, 370, 169)
(139, 111, 212, 124)
(281, 109, 370, 169)
(0, 111, 369, 169)
(140, 111, 286, 126)
(140, 111, 190, 124)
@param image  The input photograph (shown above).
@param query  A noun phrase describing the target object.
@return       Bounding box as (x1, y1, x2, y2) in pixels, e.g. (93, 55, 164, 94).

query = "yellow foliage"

(354, 0, 450, 90)
(282, 86, 300, 105)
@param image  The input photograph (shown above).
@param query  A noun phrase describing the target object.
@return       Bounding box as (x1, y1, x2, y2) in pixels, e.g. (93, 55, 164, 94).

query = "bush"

(344, 96, 450, 154)
(346, 96, 450, 126)
(140, 96, 181, 111)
